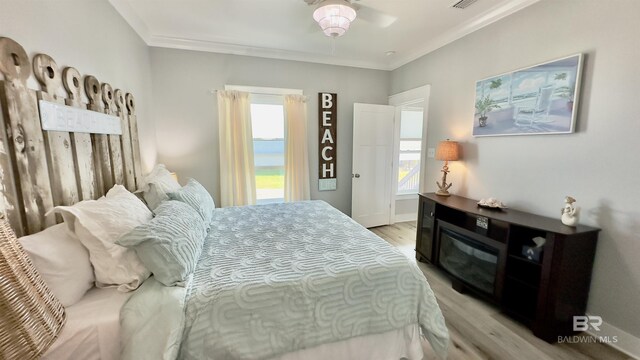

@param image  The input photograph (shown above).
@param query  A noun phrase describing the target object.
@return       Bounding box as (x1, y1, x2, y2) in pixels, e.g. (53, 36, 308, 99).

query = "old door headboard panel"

(103, 83, 125, 188)
(33, 54, 80, 214)
(126, 93, 143, 187)
(63, 67, 97, 201)
(85, 74, 112, 196)
(0, 37, 144, 236)
(115, 89, 136, 192)
(0, 37, 56, 235)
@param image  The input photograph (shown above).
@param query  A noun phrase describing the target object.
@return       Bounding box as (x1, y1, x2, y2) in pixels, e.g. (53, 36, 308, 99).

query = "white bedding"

(43, 287, 132, 360)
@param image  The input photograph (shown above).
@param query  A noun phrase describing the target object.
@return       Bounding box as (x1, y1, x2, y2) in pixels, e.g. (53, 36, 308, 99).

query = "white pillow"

(19, 223, 94, 307)
(53, 185, 153, 292)
(139, 164, 181, 210)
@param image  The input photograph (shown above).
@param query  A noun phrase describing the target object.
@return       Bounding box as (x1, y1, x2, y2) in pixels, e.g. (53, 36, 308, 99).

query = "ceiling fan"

(304, 0, 397, 37)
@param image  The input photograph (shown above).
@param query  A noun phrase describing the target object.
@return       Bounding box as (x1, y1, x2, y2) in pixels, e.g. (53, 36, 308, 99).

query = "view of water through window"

(251, 103, 285, 204)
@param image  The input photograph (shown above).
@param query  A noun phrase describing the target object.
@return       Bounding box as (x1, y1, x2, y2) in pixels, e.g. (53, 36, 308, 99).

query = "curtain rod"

(210, 85, 304, 96)
(208, 89, 300, 96)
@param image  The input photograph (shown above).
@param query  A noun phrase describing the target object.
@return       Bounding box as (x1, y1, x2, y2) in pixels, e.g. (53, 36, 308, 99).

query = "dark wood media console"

(416, 193, 600, 342)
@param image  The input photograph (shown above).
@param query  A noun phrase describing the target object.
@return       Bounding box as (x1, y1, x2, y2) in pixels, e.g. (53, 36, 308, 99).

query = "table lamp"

(435, 139, 460, 196)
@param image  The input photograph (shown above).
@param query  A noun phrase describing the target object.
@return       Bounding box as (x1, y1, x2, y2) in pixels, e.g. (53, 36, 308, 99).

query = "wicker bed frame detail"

(0, 216, 66, 359)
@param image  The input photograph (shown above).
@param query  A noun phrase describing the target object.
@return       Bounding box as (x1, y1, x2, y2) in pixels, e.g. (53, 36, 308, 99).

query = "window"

(397, 108, 423, 195)
(225, 85, 303, 204)
(250, 96, 285, 204)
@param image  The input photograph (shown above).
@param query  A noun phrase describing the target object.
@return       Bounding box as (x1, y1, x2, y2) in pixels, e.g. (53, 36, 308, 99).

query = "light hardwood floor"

(370, 222, 631, 360)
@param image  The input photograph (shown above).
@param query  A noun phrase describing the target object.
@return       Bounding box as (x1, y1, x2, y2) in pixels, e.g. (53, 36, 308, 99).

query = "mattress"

(43, 287, 132, 360)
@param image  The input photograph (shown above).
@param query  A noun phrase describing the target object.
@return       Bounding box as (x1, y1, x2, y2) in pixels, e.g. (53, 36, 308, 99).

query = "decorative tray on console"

(477, 198, 508, 210)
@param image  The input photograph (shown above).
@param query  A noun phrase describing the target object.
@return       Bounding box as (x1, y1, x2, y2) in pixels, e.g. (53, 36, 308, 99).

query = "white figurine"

(561, 196, 579, 227)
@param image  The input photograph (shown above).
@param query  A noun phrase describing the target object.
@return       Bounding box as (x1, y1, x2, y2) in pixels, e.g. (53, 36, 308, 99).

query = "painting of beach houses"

(473, 54, 583, 136)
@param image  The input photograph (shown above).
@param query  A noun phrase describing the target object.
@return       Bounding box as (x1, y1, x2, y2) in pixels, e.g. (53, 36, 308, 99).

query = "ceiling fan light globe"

(318, 17, 351, 29)
(313, 0, 357, 37)
(323, 27, 347, 37)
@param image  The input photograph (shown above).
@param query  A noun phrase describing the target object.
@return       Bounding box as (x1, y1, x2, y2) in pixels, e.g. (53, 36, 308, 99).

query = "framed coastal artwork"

(472, 54, 583, 137)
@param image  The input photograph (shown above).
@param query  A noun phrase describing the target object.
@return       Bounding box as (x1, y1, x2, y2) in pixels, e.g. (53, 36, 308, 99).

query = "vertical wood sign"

(318, 92, 337, 191)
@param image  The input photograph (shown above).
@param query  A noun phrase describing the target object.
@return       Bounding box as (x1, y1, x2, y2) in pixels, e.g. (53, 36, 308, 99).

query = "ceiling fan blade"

(353, 4, 397, 28)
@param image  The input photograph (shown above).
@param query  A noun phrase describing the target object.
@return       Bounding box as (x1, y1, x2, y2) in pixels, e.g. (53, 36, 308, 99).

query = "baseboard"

(394, 213, 417, 223)
(586, 314, 640, 359)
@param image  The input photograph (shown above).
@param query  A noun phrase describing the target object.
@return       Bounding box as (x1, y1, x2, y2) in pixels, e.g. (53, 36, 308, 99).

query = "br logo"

(573, 315, 602, 331)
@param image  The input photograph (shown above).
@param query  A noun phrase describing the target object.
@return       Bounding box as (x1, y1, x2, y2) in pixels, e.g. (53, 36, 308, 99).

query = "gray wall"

(150, 47, 389, 214)
(391, 0, 640, 338)
(0, 0, 156, 171)
(396, 198, 418, 218)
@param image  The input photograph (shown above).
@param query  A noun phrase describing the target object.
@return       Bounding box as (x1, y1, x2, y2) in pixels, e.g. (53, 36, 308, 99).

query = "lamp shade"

(313, 0, 357, 37)
(435, 140, 460, 161)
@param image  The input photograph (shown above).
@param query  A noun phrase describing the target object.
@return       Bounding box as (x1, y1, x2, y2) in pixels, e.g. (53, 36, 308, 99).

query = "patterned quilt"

(178, 201, 449, 359)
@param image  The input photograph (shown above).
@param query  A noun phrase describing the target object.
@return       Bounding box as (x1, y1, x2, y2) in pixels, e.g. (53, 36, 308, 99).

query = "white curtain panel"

(217, 90, 256, 207)
(283, 94, 311, 202)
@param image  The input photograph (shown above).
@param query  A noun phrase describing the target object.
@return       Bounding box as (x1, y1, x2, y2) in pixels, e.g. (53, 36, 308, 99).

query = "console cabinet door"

(417, 198, 436, 262)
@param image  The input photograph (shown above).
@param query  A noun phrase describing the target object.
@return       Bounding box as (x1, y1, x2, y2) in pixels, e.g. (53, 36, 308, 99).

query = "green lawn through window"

(255, 167, 284, 189)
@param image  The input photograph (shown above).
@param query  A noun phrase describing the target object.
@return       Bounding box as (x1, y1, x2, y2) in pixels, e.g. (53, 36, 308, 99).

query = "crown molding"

(108, 0, 151, 43)
(389, 0, 541, 70)
(109, 0, 540, 72)
(146, 35, 389, 70)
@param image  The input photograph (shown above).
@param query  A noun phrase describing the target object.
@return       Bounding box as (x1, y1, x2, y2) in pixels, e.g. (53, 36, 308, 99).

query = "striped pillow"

(168, 179, 215, 225)
(116, 201, 208, 287)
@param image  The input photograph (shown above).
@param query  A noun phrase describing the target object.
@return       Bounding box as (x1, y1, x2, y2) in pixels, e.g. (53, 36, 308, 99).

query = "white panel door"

(351, 103, 395, 228)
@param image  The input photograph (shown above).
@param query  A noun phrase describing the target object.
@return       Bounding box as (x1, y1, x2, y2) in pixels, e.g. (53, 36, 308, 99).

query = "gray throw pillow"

(168, 179, 215, 225)
(116, 201, 208, 287)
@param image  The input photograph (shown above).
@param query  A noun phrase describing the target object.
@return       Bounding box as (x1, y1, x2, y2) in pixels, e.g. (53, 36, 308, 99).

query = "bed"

(119, 201, 449, 359)
(0, 37, 449, 360)
(30, 200, 449, 360)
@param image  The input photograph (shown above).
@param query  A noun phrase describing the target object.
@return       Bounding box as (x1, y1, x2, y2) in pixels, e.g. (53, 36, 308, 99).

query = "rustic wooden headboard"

(0, 37, 144, 237)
